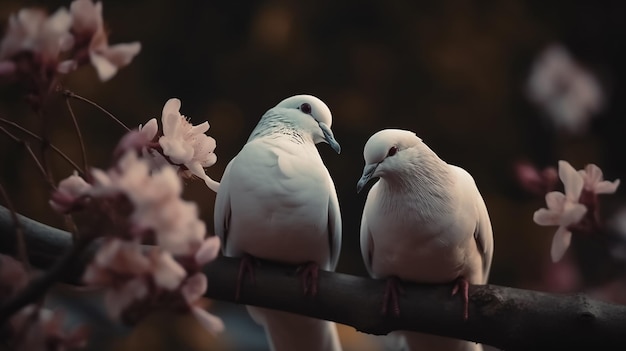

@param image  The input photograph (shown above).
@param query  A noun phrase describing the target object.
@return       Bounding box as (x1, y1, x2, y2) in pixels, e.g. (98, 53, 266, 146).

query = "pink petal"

(151, 251, 186, 290)
(533, 208, 561, 226)
(190, 121, 210, 135)
(162, 99, 182, 130)
(195, 236, 221, 265)
(90, 51, 118, 81)
(551, 226, 572, 262)
(595, 179, 620, 195)
(584, 164, 603, 184)
(560, 202, 587, 226)
(544, 191, 566, 210)
(192, 306, 224, 335)
(185, 161, 219, 192)
(57, 59, 77, 74)
(181, 272, 207, 303)
(100, 41, 141, 67)
(138, 118, 158, 141)
(558, 160, 583, 201)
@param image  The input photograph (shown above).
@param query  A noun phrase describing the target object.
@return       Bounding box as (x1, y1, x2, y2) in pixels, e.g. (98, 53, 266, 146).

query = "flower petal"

(551, 226, 572, 262)
(558, 160, 584, 201)
(195, 236, 221, 266)
(138, 118, 158, 141)
(181, 272, 207, 303)
(595, 179, 620, 195)
(533, 208, 561, 226)
(99, 42, 141, 67)
(544, 191, 566, 210)
(560, 202, 587, 226)
(151, 251, 186, 290)
(90, 51, 118, 81)
(192, 306, 224, 335)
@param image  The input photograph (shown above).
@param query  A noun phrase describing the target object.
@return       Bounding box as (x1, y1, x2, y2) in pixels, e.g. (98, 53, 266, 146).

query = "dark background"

(1, 1, 625, 350)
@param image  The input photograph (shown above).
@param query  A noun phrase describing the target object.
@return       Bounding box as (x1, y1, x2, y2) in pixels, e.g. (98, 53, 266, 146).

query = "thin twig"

(0, 184, 30, 271)
(0, 126, 52, 187)
(63, 90, 130, 132)
(64, 97, 89, 174)
(0, 117, 84, 175)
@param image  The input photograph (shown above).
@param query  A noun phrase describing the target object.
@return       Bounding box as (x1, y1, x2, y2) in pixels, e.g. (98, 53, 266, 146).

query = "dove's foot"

(382, 276, 404, 317)
(451, 276, 470, 321)
(297, 261, 320, 296)
(236, 254, 259, 300)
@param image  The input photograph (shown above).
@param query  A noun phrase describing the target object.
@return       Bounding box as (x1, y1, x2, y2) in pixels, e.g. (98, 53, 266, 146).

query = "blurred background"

(1, 0, 626, 350)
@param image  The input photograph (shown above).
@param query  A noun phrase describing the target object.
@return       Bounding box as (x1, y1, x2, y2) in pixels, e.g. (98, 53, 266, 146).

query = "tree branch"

(0, 205, 625, 350)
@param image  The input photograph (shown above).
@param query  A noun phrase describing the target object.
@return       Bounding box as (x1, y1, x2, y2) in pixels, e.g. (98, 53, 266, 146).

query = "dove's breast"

(364, 183, 483, 283)
(225, 139, 333, 266)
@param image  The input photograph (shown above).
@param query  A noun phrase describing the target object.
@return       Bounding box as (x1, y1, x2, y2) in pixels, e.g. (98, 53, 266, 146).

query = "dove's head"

(274, 95, 341, 153)
(357, 129, 424, 193)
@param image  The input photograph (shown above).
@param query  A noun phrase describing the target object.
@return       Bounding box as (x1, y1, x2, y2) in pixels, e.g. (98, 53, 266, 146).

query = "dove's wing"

(359, 181, 380, 277)
(450, 165, 494, 284)
(327, 176, 342, 271)
(214, 158, 235, 254)
(474, 186, 494, 283)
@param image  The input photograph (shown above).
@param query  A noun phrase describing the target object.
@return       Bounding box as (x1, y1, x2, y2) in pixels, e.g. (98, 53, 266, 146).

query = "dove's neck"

(247, 109, 311, 146)
(380, 148, 453, 216)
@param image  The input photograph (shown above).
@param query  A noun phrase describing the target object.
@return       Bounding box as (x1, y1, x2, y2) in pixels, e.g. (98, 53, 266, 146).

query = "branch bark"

(1, 206, 626, 350)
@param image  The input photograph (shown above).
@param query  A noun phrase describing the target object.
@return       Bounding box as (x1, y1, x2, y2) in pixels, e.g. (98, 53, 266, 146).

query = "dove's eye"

(387, 146, 398, 157)
(300, 103, 312, 114)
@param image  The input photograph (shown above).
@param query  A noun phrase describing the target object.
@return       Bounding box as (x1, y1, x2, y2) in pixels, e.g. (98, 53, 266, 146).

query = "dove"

(357, 129, 494, 351)
(214, 95, 343, 351)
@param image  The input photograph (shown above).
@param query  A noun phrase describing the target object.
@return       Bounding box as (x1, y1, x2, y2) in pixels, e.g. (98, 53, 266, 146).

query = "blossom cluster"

(533, 160, 620, 262)
(0, 254, 89, 350)
(49, 148, 223, 334)
(131, 98, 220, 192)
(526, 44, 604, 135)
(46, 95, 223, 339)
(0, 0, 140, 83)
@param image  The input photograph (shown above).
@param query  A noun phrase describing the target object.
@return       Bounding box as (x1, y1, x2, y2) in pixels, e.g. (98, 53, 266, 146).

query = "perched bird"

(357, 129, 494, 351)
(214, 95, 343, 351)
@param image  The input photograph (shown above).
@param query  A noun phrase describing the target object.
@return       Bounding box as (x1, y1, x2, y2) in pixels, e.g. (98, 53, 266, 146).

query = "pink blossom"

(0, 254, 29, 299)
(527, 44, 604, 135)
(158, 98, 219, 191)
(533, 160, 587, 262)
(67, 0, 141, 81)
(10, 306, 88, 351)
(578, 163, 620, 195)
(0, 7, 73, 63)
(49, 171, 92, 213)
(195, 236, 221, 266)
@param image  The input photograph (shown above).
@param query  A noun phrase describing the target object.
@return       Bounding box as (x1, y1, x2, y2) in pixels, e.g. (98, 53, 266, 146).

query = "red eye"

(300, 103, 312, 114)
(387, 146, 398, 157)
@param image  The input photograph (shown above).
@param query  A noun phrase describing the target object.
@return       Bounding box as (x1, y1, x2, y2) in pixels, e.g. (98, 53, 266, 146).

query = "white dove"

(214, 95, 343, 351)
(357, 129, 494, 351)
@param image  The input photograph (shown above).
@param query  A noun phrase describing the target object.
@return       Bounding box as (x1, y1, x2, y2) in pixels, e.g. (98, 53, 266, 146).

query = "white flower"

(158, 98, 219, 191)
(68, 0, 141, 81)
(527, 44, 604, 135)
(578, 164, 620, 195)
(533, 160, 587, 262)
(49, 171, 92, 213)
(0, 7, 73, 62)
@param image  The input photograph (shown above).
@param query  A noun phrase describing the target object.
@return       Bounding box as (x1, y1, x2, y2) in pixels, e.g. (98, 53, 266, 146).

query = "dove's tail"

(247, 306, 342, 351)
(396, 331, 483, 351)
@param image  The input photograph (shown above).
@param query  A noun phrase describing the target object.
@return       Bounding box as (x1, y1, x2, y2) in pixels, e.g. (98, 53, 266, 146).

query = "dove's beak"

(357, 163, 378, 193)
(319, 122, 341, 154)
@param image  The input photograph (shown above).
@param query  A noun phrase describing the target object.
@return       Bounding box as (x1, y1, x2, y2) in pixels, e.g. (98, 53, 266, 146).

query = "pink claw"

(236, 254, 259, 300)
(297, 262, 320, 296)
(451, 276, 470, 321)
(382, 276, 404, 317)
